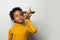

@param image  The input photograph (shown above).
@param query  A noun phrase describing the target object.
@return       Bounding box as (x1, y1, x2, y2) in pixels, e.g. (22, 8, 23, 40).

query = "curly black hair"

(9, 7, 22, 20)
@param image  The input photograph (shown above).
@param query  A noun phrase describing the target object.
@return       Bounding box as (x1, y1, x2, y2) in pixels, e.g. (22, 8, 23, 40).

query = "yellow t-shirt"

(8, 19, 37, 40)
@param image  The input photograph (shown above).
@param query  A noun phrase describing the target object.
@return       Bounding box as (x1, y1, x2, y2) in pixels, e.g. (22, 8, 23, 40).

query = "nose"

(18, 15, 23, 19)
(21, 16, 23, 18)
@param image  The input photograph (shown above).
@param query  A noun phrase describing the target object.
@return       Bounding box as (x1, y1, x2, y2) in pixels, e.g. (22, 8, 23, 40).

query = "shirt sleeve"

(25, 19, 37, 34)
(8, 29, 13, 40)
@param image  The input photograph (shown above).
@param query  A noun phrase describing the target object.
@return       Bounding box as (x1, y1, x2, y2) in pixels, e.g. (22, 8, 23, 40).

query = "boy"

(8, 7, 37, 40)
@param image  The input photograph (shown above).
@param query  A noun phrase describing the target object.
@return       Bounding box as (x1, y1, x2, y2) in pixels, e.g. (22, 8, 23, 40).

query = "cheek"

(19, 16, 23, 20)
(14, 17, 19, 21)
(14, 17, 22, 21)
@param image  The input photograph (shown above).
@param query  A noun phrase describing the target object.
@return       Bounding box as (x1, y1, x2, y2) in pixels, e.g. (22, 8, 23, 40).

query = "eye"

(15, 15, 18, 17)
(19, 14, 23, 16)
(21, 14, 23, 16)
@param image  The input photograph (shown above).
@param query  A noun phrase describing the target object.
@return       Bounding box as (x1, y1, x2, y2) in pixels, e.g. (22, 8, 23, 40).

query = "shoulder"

(8, 25, 15, 32)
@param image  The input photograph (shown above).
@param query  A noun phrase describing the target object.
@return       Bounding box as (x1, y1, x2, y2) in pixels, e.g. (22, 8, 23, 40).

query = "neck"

(16, 22, 23, 24)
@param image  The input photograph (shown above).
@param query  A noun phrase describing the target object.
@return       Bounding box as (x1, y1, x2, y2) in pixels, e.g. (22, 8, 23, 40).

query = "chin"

(18, 21, 23, 23)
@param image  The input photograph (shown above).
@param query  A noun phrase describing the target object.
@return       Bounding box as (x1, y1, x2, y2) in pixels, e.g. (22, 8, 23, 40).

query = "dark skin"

(12, 7, 32, 24)
(24, 7, 32, 19)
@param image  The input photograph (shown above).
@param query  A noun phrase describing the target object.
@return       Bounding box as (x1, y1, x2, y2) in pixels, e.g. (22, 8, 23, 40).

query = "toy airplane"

(22, 7, 35, 14)
(23, 11, 35, 14)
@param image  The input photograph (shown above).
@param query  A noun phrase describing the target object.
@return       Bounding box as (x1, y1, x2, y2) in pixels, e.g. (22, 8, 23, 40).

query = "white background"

(0, 0, 60, 40)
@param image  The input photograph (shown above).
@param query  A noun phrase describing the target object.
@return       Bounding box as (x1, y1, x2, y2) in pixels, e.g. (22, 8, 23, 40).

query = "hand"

(23, 7, 32, 19)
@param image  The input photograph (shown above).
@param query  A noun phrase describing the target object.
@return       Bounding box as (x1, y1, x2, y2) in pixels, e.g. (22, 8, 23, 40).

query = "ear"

(12, 19, 15, 22)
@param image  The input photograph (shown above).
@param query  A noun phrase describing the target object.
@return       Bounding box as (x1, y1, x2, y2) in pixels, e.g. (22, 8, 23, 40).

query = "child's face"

(13, 10, 24, 23)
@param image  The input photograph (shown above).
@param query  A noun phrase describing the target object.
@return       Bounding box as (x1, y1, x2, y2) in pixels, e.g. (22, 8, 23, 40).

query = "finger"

(29, 14, 32, 17)
(29, 7, 31, 11)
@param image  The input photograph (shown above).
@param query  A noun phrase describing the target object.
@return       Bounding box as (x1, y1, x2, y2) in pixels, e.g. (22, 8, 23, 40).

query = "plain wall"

(0, 0, 60, 40)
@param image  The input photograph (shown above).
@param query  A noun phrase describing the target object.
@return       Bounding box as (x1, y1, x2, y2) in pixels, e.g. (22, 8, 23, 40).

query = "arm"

(8, 29, 13, 40)
(24, 7, 37, 34)
(25, 19, 37, 34)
